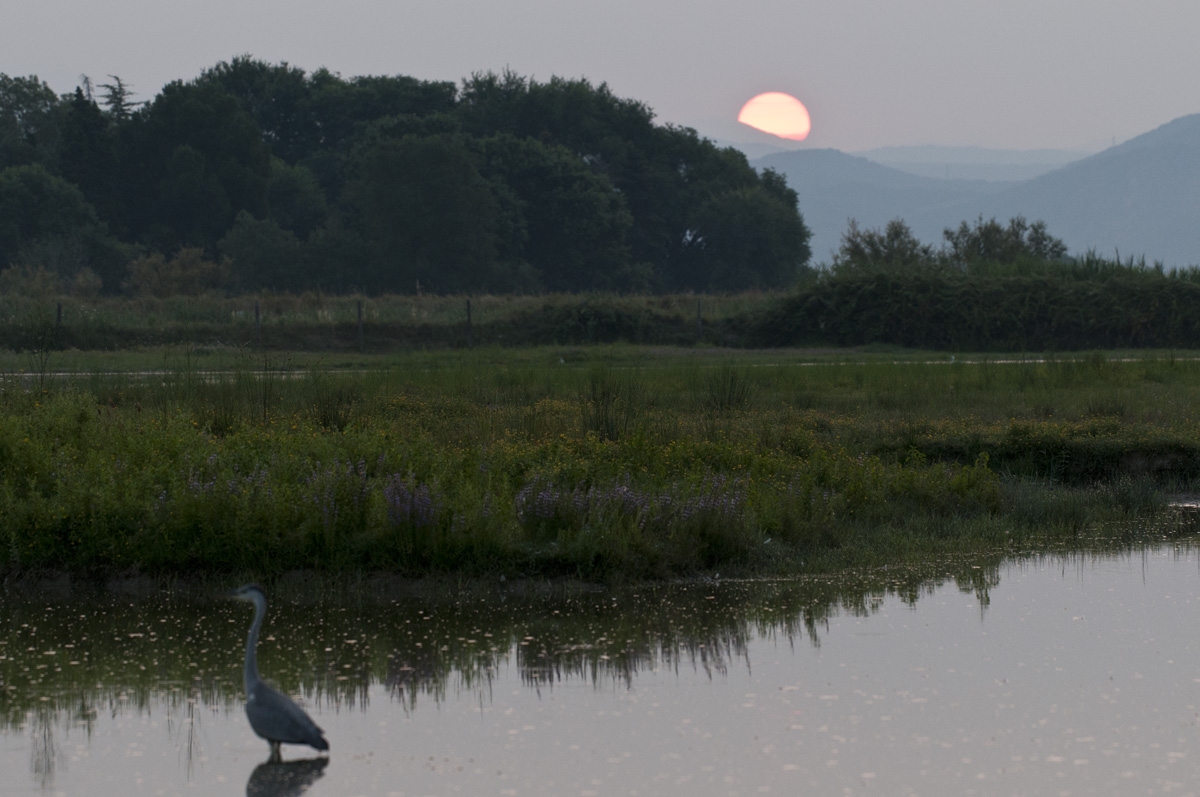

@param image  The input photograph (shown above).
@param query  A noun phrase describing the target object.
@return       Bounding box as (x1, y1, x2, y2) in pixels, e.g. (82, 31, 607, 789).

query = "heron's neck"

(244, 595, 266, 690)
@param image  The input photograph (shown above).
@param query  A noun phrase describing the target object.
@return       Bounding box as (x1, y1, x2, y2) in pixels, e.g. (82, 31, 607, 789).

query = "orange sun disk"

(738, 92, 811, 141)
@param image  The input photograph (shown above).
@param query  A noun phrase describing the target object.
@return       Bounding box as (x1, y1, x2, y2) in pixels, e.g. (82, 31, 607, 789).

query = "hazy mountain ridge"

(754, 114, 1200, 266)
(753, 149, 1009, 262)
(938, 114, 1200, 265)
(854, 145, 1089, 181)
(858, 145, 1088, 166)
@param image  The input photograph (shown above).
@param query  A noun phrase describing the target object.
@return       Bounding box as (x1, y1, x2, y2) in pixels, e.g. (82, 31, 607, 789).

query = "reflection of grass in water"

(3, 539, 1193, 736)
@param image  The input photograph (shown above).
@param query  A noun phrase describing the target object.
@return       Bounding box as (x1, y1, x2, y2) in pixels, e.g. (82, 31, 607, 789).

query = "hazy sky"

(4, 0, 1198, 153)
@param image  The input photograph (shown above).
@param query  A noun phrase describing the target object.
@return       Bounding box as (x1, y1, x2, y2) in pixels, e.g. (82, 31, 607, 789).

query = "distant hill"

(914, 115, 1200, 265)
(755, 114, 1200, 266)
(753, 149, 1006, 262)
(854, 145, 1088, 182)
(711, 137, 802, 161)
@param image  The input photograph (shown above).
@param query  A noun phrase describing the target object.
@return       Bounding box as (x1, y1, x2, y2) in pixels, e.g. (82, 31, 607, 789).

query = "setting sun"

(737, 92, 812, 141)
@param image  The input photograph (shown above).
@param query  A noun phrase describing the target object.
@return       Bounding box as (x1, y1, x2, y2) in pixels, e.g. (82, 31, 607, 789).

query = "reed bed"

(0, 346, 1193, 579)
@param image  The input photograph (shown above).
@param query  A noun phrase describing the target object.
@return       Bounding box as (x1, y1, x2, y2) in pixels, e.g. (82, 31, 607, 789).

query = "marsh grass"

(580, 364, 653, 442)
(0, 292, 778, 354)
(1, 345, 1198, 579)
(699, 364, 757, 413)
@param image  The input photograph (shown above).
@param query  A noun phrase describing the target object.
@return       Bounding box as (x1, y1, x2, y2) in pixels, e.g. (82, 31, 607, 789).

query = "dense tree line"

(759, 216, 1200, 351)
(829, 215, 1070, 277)
(0, 59, 812, 295)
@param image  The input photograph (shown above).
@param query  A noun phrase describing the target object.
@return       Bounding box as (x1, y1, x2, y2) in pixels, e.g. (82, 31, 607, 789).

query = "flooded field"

(5, 544, 1200, 795)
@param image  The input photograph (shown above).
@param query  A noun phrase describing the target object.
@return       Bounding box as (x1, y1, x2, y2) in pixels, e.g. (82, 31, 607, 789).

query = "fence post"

(357, 299, 364, 351)
(254, 300, 261, 348)
(696, 299, 702, 338)
(56, 302, 62, 327)
(466, 298, 473, 349)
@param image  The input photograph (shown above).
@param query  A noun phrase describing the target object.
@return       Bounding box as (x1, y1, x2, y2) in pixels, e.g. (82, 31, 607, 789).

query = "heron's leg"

(268, 740, 282, 763)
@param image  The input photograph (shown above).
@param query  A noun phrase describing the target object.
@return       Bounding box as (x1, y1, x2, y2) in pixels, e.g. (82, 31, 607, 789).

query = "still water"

(5, 545, 1200, 796)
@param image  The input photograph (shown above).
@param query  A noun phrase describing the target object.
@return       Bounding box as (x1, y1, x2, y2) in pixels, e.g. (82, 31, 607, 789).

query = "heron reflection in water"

(227, 584, 329, 762)
(246, 757, 329, 797)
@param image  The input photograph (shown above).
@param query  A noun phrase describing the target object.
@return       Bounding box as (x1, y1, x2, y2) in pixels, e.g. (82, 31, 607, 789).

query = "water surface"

(4, 545, 1200, 795)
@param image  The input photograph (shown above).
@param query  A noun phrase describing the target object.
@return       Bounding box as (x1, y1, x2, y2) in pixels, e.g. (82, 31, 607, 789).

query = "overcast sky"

(3, 0, 1197, 153)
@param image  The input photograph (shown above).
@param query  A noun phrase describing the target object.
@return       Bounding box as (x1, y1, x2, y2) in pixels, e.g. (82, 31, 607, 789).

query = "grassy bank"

(10, 270, 1200, 354)
(1, 345, 1196, 579)
(0, 292, 767, 352)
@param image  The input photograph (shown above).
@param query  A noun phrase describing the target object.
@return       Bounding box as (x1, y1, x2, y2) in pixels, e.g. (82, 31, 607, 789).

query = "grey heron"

(227, 584, 329, 761)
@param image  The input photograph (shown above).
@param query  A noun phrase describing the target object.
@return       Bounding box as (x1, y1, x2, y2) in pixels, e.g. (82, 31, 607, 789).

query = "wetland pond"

(6, 543, 1200, 796)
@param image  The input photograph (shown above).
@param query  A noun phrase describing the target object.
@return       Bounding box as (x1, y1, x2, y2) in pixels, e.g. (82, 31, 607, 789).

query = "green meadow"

(1, 342, 1196, 581)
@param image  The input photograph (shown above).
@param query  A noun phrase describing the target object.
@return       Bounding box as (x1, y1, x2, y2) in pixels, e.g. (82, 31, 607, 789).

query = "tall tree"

(266, 157, 328, 239)
(117, 80, 270, 252)
(303, 69, 457, 156)
(97, 76, 143, 121)
(475, 134, 638, 292)
(0, 164, 101, 263)
(57, 88, 122, 233)
(686, 179, 812, 290)
(197, 57, 317, 164)
(944, 215, 1068, 270)
(0, 163, 126, 289)
(342, 134, 510, 293)
(0, 74, 60, 168)
(833, 218, 940, 275)
(456, 72, 811, 290)
(218, 210, 304, 291)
